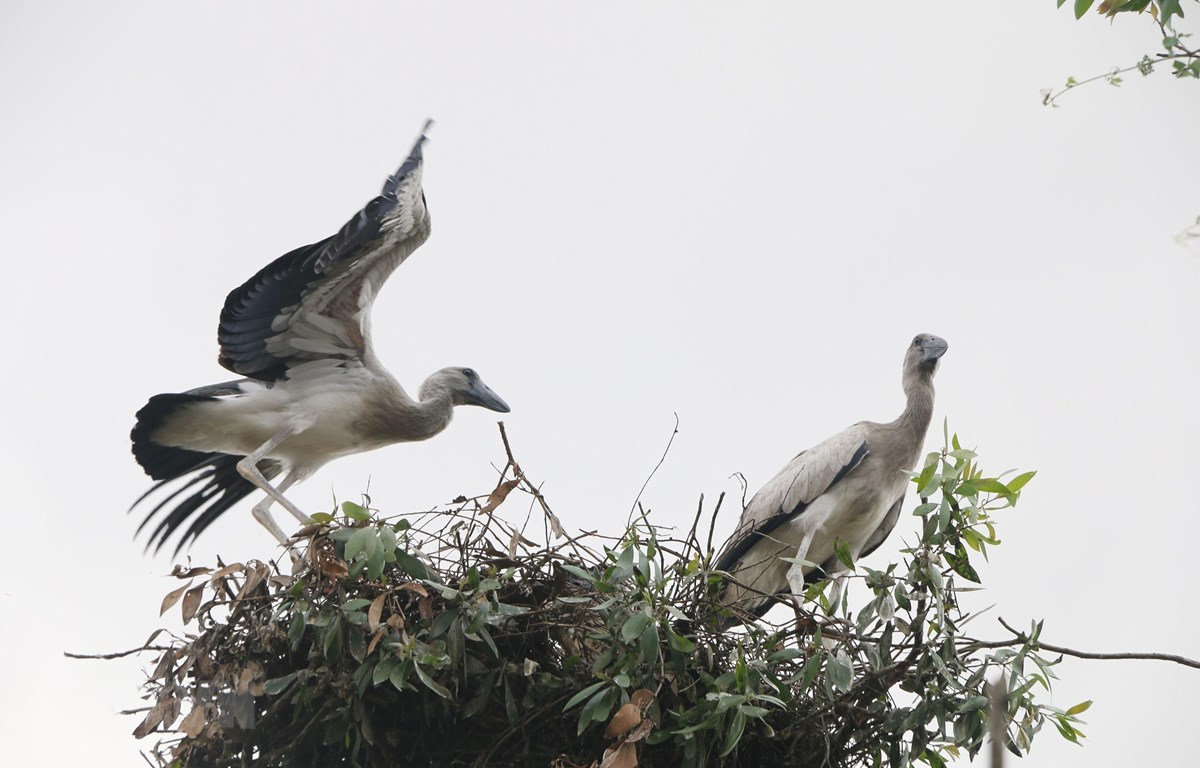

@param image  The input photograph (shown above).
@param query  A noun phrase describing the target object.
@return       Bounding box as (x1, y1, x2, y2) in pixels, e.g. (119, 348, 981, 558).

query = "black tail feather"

(132, 453, 282, 554)
(131, 392, 281, 553)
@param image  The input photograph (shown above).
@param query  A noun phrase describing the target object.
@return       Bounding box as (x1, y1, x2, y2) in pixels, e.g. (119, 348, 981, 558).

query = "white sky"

(2, 2, 1198, 765)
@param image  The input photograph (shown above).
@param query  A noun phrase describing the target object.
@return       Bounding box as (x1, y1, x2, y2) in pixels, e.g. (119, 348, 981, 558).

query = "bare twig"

(988, 617, 1200, 670)
(628, 413, 681, 526)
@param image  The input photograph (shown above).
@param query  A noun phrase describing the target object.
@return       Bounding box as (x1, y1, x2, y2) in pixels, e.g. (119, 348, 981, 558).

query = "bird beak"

(920, 336, 949, 363)
(466, 380, 511, 413)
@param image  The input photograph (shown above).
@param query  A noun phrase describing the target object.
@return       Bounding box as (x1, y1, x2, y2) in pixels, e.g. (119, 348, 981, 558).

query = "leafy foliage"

(1046, 0, 1200, 105)
(128, 428, 1085, 767)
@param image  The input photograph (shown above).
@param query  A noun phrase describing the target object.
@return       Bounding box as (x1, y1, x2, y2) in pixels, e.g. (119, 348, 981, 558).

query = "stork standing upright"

(715, 334, 948, 624)
(131, 122, 510, 553)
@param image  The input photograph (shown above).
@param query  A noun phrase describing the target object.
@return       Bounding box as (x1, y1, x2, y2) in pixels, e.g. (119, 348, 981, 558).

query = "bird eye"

(463, 368, 476, 378)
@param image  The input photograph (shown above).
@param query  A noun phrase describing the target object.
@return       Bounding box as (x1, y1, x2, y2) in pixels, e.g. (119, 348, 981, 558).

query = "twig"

(628, 413, 681, 526)
(993, 617, 1200, 670)
(497, 421, 565, 539)
(65, 646, 171, 660)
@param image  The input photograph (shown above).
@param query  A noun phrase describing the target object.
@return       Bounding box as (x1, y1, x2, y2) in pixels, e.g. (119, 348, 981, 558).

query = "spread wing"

(715, 423, 869, 574)
(217, 121, 434, 381)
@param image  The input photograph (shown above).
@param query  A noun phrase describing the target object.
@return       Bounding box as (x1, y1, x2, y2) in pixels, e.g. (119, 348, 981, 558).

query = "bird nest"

(116, 426, 1043, 768)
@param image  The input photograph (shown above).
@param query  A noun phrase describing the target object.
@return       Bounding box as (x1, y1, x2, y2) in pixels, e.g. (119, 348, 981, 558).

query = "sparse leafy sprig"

(1045, 1, 1200, 106)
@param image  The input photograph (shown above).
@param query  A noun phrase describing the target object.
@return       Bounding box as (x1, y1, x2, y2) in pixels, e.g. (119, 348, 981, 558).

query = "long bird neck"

(895, 369, 936, 435)
(359, 377, 455, 445)
(401, 384, 456, 442)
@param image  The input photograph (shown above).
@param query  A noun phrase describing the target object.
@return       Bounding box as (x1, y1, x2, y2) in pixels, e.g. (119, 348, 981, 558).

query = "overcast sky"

(2, 2, 1198, 765)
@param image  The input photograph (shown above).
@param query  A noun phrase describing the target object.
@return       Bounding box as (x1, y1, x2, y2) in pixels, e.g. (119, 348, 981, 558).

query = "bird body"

(716, 334, 947, 622)
(131, 123, 510, 553)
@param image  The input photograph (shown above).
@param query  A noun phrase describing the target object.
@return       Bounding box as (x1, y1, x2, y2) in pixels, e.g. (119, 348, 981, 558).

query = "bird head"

(436, 367, 511, 413)
(907, 333, 948, 376)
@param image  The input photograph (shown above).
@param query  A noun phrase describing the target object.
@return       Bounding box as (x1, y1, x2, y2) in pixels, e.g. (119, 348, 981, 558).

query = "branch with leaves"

(1045, 0, 1200, 106)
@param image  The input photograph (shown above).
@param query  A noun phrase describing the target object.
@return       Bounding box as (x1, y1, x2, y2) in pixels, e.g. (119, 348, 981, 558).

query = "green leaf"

(972, 478, 1010, 495)
(389, 659, 413, 692)
(287, 613, 306, 648)
(956, 695, 989, 714)
(263, 672, 297, 695)
(667, 628, 696, 654)
(414, 662, 453, 700)
(1006, 471, 1037, 492)
(826, 649, 853, 693)
(321, 618, 342, 661)
(946, 545, 981, 583)
(563, 681, 607, 712)
(308, 512, 335, 524)
(379, 525, 398, 555)
(341, 598, 373, 612)
(395, 551, 430, 580)
(342, 500, 370, 522)
(720, 709, 747, 757)
(1074, 0, 1096, 19)
(345, 528, 373, 562)
(1066, 699, 1093, 716)
(367, 540, 385, 580)
(621, 611, 650, 644)
(578, 687, 615, 735)
(640, 620, 661, 666)
(834, 541, 855, 571)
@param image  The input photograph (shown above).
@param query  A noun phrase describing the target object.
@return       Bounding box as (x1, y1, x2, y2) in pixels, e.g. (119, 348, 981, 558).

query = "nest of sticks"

(121, 426, 861, 767)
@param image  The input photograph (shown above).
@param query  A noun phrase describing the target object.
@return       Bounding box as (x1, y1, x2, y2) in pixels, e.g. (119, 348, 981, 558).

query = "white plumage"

(131, 123, 510, 553)
(716, 334, 948, 623)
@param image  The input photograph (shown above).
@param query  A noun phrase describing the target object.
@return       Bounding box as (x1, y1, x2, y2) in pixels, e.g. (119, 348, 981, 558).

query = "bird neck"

(357, 378, 454, 445)
(403, 387, 455, 441)
(896, 371, 936, 434)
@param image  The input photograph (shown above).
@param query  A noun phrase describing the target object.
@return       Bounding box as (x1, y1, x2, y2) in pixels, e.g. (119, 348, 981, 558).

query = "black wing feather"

(217, 132, 428, 381)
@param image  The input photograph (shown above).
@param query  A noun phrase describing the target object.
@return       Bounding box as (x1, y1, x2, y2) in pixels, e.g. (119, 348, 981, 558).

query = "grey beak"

(468, 380, 511, 413)
(920, 335, 949, 363)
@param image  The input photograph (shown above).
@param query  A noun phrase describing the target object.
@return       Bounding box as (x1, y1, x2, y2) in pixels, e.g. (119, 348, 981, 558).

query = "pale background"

(2, 2, 1198, 765)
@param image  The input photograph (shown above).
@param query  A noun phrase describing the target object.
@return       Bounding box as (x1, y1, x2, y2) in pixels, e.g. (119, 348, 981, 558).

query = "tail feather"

(130, 392, 281, 553)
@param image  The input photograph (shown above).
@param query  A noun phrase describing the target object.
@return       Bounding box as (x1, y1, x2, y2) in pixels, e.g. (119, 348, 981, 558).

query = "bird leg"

(785, 532, 816, 610)
(249, 471, 303, 547)
(237, 422, 314, 547)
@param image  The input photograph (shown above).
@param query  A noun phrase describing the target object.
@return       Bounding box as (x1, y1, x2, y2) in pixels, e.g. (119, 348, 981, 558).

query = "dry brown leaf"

(174, 651, 197, 683)
(604, 703, 641, 740)
(368, 592, 387, 632)
(207, 563, 245, 583)
(160, 581, 193, 616)
(133, 694, 174, 739)
(397, 582, 429, 597)
(163, 694, 181, 729)
(625, 719, 654, 744)
(598, 742, 637, 768)
(170, 565, 212, 579)
(320, 557, 349, 580)
(480, 478, 521, 514)
(418, 595, 434, 619)
(141, 628, 165, 648)
(179, 704, 206, 738)
(181, 585, 205, 624)
(365, 627, 386, 656)
(235, 563, 267, 602)
(630, 688, 655, 710)
(237, 661, 266, 696)
(150, 650, 175, 681)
